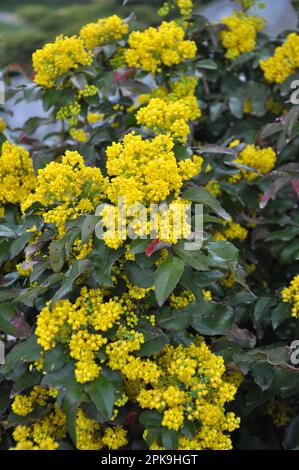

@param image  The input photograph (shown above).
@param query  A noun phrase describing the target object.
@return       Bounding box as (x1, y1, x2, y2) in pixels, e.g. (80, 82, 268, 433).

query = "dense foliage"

(1, 0, 299, 451)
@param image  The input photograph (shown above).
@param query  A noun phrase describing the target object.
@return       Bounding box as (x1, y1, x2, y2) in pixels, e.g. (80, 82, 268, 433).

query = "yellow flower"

(137, 341, 240, 448)
(125, 21, 197, 74)
(214, 221, 248, 241)
(0, 117, 6, 133)
(69, 128, 89, 142)
(11, 404, 66, 450)
(282, 275, 299, 318)
(205, 180, 222, 196)
(80, 15, 128, 50)
(220, 13, 265, 60)
(136, 97, 201, 143)
(22, 150, 108, 236)
(229, 144, 276, 182)
(0, 141, 36, 206)
(33, 35, 93, 88)
(260, 33, 299, 84)
(102, 426, 128, 450)
(265, 400, 292, 427)
(177, 0, 193, 16)
(243, 99, 253, 114)
(87, 113, 104, 124)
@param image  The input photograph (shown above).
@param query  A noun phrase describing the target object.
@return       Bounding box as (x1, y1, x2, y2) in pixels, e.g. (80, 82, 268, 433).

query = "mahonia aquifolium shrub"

(2, 0, 299, 451)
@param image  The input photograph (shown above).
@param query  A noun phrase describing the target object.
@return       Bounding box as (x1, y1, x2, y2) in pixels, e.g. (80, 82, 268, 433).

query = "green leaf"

(182, 186, 231, 221)
(0, 383, 11, 416)
(137, 328, 169, 356)
(0, 303, 21, 336)
(251, 361, 274, 391)
(129, 239, 150, 254)
(190, 301, 234, 335)
(92, 241, 124, 287)
(173, 241, 209, 271)
(61, 383, 85, 445)
(197, 59, 218, 70)
(229, 96, 243, 119)
(41, 362, 76, 388)
(0, 335, 42, 375)
(12, 370, 42, 393)
(43, 344, 69, 373)
(10, 232, 34, 258)
(181, 420, 196, 439)
(0, 225, 17, 239)
(155, 255, 185, 306)
(280, 238, 299, 264)
(182, 267, 224, 289)
(158, 309, 191, 332)
(81, 215, 99, 244)
(271, 303, 290, 330)
(139, 410, 163, 427)
(126, 261, 154, 289)
(52, 260, 91, 304)
(283, 416, 299, 450)
(206, 240, 239, 268)
(86, 376, 115, 419)
(254, 297, 273, 321)
(49, 238, 65, 273)
(161, 428, 178, 450)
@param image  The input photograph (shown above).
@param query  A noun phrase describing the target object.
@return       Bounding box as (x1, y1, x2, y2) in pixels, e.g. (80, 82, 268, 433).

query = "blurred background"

(0, 0, 166, 68)
(0, 0, 298, 68)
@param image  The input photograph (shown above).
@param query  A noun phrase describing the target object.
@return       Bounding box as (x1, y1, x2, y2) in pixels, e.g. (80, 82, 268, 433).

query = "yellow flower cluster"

(0, 117, 6, 133)
(169, 289, 211, 308)
(266, 97, 284, 115)
(106, 132, 198, 205)
(125, 21, 197, 74)
(33, 35, 93, 88)
(137, 341, 240, 449)
(102, 426, 128, 450)
(229, 141, 276, 182)
(214, 221, 248, 241)
(0, 141, 36, 207)
(136, 97, 201, 143)
(72, 237, 93, 260)
(177, 0, 193, 16)
(80, 15, 128, 49)
(57, 101, 81, 126)
(16, 260, 33, 277)
(107, 326, 161, 384)
(101, 133, 200, 248)
(265, 400, 292, 427)
(76, 408, 127, 450)
(70, 128, 89, 142)
(36, 300, 71, 350)
(260, 33, 299, 84)
(243, 99, 253, 114)
(87, 112, 104, 124)
(220, 14, 265, 60)
(12, 386, 57, 416)
(158, 0, 193, 18)
(76, 408, 102, 450)
(205, 180, 222, 196)
(22, 150, 108, 236)
(11, 404, 66, 450)
(36, 287, 130, 383)
(170, 290, 195, 308)
(282, 275, 299, 318)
